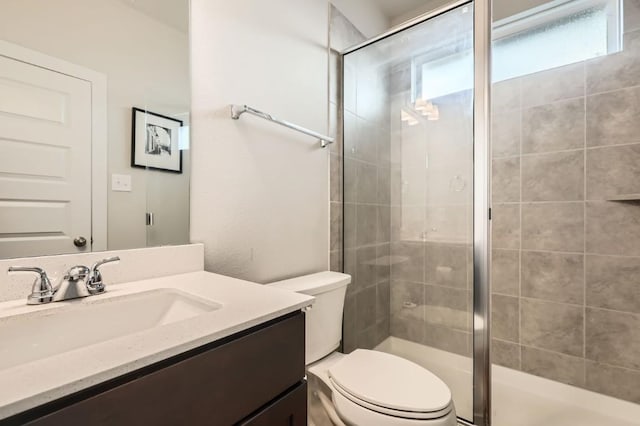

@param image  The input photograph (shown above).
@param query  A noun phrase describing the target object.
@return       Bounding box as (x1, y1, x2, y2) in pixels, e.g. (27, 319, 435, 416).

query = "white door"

(0, 54, 92, 258)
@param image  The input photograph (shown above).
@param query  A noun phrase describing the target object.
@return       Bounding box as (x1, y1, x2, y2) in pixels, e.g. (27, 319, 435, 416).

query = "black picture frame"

(131, 107, 183, 173)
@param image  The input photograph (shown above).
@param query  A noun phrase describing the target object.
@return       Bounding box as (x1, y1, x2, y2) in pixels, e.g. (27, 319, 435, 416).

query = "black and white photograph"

(131, 107, 183, 173)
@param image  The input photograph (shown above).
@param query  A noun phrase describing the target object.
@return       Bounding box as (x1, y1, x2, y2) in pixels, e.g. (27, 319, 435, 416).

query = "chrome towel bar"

(230, 104, 334, 148)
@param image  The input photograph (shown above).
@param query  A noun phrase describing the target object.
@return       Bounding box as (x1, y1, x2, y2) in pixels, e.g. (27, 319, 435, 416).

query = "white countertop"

(0, 271, 314, 420)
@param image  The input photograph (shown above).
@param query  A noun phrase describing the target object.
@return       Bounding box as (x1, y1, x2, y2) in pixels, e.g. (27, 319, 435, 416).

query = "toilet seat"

(328, 349, 454, 421)
(331, 378, 454, 420)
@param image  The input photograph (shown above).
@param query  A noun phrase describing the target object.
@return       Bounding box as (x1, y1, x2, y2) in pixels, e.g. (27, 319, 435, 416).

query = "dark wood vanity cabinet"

(8, 311, 306, 426)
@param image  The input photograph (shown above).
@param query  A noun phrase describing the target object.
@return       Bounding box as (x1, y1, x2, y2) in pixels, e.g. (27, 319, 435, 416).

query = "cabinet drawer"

(239, 382, 307, 426)
(25, 312, 305, 426)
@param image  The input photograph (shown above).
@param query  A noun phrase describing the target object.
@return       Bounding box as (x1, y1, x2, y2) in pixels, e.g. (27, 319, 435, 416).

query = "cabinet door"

(24, 313, 304, 426)
(240, 382, 307, 426)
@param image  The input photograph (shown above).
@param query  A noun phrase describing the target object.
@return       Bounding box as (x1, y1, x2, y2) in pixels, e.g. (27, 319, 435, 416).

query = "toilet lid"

(328, 349, 452, 414)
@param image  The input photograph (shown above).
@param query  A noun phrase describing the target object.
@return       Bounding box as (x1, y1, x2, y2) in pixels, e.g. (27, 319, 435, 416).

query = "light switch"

(112, 174, 132, 192)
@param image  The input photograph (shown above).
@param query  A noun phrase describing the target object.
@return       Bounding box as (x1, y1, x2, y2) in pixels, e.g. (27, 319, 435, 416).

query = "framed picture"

(131, 107, 183, 173)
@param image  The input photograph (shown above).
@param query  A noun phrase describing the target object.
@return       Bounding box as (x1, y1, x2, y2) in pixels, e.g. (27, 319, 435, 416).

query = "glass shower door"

(342, 2, 481, 423)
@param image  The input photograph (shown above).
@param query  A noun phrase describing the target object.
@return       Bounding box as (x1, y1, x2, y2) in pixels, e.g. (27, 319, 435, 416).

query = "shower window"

(414, 0, 621, 101)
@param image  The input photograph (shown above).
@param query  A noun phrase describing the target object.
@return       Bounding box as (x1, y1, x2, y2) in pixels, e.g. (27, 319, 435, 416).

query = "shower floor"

(376, 337, 640, 426)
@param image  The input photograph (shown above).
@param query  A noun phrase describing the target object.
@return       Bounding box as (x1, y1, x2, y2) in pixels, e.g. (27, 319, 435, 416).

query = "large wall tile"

(586, 144, 640, 199)
(356, 118, 378, 164)
(586, 255, 640, 314)
(376, 281, 390, 322)
(492, 249, 519, 296)
(492, 339, 521, 369)
(493, 157, 520, 203)
(390, 315, 424, 344)
(376, 205, 391, 243)
(344, 203, 356, 249)
(521, 346, 585, 387)
(355, 245, 378, 290)
(356, 161, 378, 204)
(330, 250, 343, 272)
(377, 166, 391, 205)
(330, 153, 342, 202)
(342, 294, 357, 353)
(522, 151, 584, 201)
(492, 294, 519, 343)
(356, 204, 377, 246)
(376, 243, 391, 283)
(391, 205, 425, 242)
(357, 325, 377, 350)
(423, 323, 471, 356)
(344, 158, 357, 203)
(521, 251, 584, 304)
(377, 126, 391, 168)
(425, 243, 468, 288)
(521, 299, 584, 357)
(356, 285, 377, 330)
(390, 280, 424, 319)
(522, 202, 584, 252)
(328, 100, 342, 154)
(586, 30, 640, 94)
(586, 308, 640, 370)
(492, 204, 520, 249)
(344, 248, 357, 295)
(492, 111, 521, 158)
(586, 86, 640, 146)
(390, 280, 424, 343)
(376, 316, 391, 346)
(586, 361, 640, 404)
(424, 284, 469, 330)
(586, 201, 640, 256)
(522, 98, 585, 154)
(520, 63, 584, 108)
(391, 242, 425, 282)
(344, 110, 358, 157)
(625, 1, 640, 33)
(493, 78, 521, 113)
(330, 202, 343, 251)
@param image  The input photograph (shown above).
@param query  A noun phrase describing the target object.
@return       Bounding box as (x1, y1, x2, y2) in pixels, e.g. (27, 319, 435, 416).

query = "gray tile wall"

(386, 62, 475, 357)
(491, 10, 640, 402)
(329, 5, 392, 352)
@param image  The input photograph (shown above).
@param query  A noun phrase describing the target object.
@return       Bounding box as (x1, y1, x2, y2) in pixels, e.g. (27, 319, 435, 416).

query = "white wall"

(391, 0, 559, 27)
(390, 0, 451, 27)
(332, 0, 390, 37)
(0, 0, 190, 251)
(190, 0, 330, 282)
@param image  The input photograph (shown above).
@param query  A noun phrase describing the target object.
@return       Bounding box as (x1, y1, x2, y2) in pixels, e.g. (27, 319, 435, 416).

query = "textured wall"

(330, 5, 393, 353)
(190, 0, 329, 283)
(491, 0, 640, 403)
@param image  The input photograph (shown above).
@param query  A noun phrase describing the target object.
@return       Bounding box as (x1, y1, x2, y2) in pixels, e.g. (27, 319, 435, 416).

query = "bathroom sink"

(0, 289, 220, 371)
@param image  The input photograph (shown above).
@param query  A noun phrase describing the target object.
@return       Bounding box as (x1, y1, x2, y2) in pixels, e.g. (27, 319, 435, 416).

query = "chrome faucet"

(7, 256, 120, 305)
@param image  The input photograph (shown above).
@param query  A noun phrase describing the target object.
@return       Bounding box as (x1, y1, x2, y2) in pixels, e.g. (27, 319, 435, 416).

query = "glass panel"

(343, 3, 475, 422)
(490, 0, 640, 425)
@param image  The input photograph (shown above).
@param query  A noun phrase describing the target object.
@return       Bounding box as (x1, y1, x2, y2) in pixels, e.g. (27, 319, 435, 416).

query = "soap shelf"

(606, 194, 640, 202)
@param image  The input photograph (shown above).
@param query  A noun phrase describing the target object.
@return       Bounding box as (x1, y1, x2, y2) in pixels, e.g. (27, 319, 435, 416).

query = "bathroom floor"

(376, 338, 640, 426)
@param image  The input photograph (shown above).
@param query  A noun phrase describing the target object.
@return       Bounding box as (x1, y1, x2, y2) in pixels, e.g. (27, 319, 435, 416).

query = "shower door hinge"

(488, 208, 492, 220)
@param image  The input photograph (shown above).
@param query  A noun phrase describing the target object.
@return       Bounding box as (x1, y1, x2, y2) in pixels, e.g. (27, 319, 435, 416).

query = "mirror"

(0, 0, 191, 259)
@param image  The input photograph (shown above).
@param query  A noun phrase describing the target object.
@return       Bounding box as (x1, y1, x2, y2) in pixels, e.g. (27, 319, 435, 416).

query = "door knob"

(73, 236, 87, 248)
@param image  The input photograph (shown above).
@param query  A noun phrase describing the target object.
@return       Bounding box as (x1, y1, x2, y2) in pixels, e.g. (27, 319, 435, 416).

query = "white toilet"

(269, 271, 457, 426)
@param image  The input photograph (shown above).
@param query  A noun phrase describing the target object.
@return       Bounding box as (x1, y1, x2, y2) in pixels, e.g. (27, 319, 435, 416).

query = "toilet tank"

(269, 271, 350, 364)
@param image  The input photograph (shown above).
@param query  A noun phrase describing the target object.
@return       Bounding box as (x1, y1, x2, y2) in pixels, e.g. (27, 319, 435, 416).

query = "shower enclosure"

(340, 1, 489, 424)
(337, 0, 640, 425)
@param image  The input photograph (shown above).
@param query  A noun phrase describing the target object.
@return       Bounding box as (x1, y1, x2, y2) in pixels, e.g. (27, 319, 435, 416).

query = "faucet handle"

(88, 256, 120, 294)
(7, 266, 54, 305)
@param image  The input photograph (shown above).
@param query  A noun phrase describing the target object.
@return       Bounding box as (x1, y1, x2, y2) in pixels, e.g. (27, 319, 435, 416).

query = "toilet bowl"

(269, 272, 457, 426)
